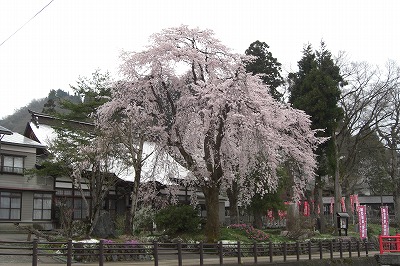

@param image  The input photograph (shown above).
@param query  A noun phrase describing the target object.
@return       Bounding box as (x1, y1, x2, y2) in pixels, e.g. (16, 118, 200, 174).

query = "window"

(0, 191, 21, 220)
(55, 188, 91, 220)
(55, 189, 72, 196)
(103, 198, 116, 218)
(33, 193, 52, 220)
(1, 155, 24, 174)
(73, 198, 90, 220)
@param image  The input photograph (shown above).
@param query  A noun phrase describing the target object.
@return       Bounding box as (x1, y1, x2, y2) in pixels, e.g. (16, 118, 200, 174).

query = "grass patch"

(264, 229, 289, 242)
(220, 227, 252, 243)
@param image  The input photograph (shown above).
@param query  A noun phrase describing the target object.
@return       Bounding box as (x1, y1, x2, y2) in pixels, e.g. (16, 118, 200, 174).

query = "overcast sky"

(1, 0, 399, 119)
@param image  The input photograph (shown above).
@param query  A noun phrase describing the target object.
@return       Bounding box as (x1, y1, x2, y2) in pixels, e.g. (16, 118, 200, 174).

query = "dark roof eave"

(28, 109, 95, 127)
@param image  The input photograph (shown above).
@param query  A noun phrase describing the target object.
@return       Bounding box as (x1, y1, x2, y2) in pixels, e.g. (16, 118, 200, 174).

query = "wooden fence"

(0, 239, 376, 266)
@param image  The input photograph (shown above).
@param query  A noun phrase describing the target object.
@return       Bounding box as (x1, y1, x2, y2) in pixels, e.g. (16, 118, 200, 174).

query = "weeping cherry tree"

(98, 25, 321, 242)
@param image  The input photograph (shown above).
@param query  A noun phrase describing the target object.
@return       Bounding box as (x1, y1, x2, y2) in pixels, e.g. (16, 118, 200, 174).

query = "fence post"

(379, 235, 383, 254)
(177, 242, 182, 266)
(32, 239, 38, 266)
(67, 239, 72, 266)
(153, 241, 159, 266)
(339, 239, 343, 258)
(330, 240, 333, 260)
(269, 241, 273, 262)
(253, 242, 258, 264)
(199, 242, 204, 266)
(396, 233, 400, 252)
(319, 241, 323, 260)
(364, 240, 369, 257)
(99, 240, 104, 266)
(219, 241, 223, 265)
(357, 240, 360, 257)
(308, 241, 311, 260)
(283, 242, 287, 262)
(348, 240, 352, 258)
(237, 241, 241, 265)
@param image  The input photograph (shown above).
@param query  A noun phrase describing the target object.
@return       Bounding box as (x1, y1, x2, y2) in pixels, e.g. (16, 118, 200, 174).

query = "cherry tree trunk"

(253, 211, 263, 229)
(227, 181, 239, 225)
(126, 168, 141, 235)
(203, 185, 220, 242)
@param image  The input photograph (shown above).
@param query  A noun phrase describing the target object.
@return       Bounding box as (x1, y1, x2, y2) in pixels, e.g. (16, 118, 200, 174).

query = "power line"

(0, 0, 55, 48)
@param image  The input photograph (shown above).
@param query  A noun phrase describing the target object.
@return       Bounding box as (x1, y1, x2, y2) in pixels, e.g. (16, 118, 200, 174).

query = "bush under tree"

(155, 205, 201, 236)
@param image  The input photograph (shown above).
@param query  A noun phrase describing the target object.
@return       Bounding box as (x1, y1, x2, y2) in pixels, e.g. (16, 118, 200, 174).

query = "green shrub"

(115, 214, 126, 236)
(71, 220, 89, 239)
(155, 205, 200, 235)
(133, 206, 156, 234)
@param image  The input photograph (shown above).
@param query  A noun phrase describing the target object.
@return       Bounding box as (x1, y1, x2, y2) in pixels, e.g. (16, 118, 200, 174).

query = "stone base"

(377, 253, 400, 265)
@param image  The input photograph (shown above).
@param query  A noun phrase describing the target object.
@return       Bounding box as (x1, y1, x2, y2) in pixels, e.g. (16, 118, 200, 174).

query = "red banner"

(381, 206, 389, 236)
(358, 205, 367, 239)
(330, 197, 334, 214)
(303, 201, 310, 216)
(350, 195, 354, 212)
(341, 197, 346, 212)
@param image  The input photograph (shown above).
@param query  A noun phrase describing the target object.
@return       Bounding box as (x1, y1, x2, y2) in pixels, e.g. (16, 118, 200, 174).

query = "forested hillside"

(0, 98, 47, 134)
(0, 89, 80, 134)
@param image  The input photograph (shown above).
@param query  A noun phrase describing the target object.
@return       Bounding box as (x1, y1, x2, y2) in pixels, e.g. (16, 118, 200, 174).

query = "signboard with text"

(381, 206, 389, 236)
(358, 205, 367, 239)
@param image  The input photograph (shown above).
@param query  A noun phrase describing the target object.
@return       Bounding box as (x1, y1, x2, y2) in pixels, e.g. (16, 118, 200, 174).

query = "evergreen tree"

(35, 70, 118, 237)
(245, 41, 284, 100)
(57, 71, 111, 122)
(288, 42, 343, 233)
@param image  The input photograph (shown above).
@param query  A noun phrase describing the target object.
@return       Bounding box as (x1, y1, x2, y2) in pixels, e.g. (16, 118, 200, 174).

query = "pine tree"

(245, 41, 284, 100)
(35, 70, 118, 237)
(288, 42, 343, 233)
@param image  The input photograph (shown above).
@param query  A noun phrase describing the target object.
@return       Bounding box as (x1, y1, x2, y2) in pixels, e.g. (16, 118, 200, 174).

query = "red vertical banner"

(330, 197, 334, 214)
(303, 201, 310, 216)
(381, 206, 389, 236)
(341, 197, 346, 212)
(350, 195, 354, 212)
(358, 205, 367, 239)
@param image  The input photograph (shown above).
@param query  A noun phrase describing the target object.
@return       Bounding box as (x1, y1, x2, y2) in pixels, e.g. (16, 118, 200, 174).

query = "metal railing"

(0, 239, 376, 266)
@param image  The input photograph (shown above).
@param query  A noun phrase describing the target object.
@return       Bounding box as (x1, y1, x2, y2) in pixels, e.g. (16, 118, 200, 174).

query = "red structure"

(379, 234, 400, 254)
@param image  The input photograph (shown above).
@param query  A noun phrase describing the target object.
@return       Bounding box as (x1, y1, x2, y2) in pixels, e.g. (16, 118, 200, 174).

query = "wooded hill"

(0, 89, 79, 134)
